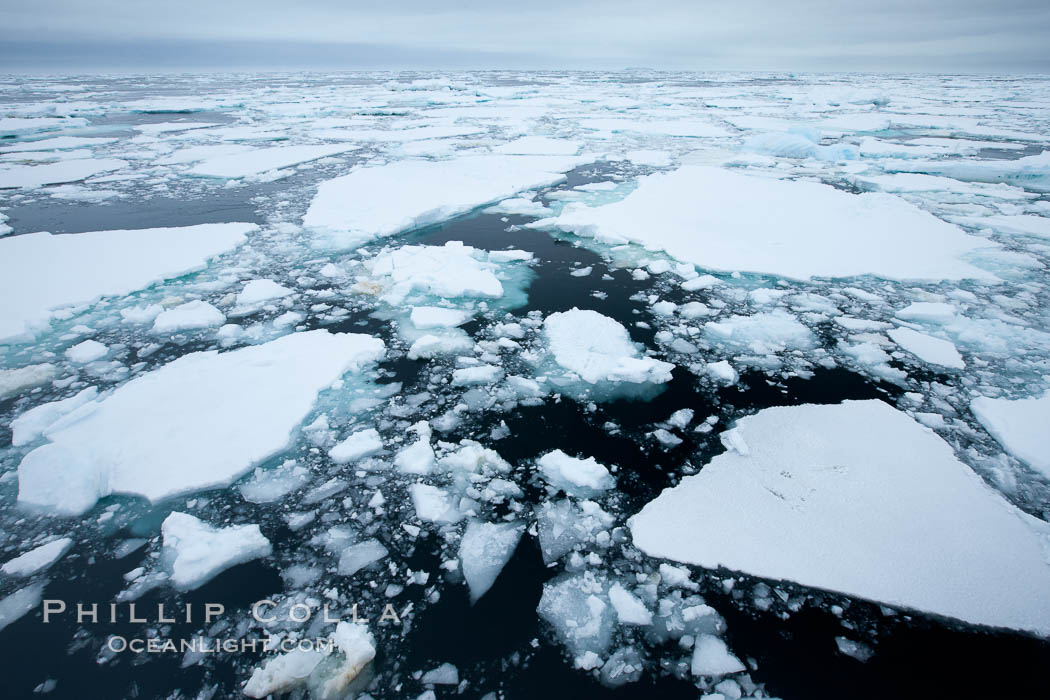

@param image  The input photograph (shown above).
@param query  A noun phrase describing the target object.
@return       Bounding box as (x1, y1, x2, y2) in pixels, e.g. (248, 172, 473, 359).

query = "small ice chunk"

(706, 360, 739, 384)
(451, 364, 504, 386)
(410, 306, 470, 329)
(394, 422, 436, 475)
(152, 300, 225, 333)
(537, 571, 615, 658)
(835, 636, 874, 662)
(691, 634, 745, 677)
(242, 648, 327, 698)
(337, 539, 389, 576)
(1, 538, 73, 576)
(608, 583, 653, 625)
(64, 339, 108, 363)
(236, 279, 293, 306)
(887, 327, 964, 369)
(0, 582, 45, 633)
(410, 483, 464, 524)
(161, 512, 272, 591)
(421, 662, 460, 685)
(329, 428, 383, 464)
(536, 450, 615, 497)
(459, 520, 525, 603)
(544, 308, 674, 385)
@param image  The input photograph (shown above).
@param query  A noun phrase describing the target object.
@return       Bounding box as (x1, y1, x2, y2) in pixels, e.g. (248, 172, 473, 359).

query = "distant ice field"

(0, 71, 1049, 700)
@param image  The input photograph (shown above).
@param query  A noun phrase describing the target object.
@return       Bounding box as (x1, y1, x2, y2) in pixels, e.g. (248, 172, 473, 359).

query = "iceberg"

(629, 400, 1050, 636)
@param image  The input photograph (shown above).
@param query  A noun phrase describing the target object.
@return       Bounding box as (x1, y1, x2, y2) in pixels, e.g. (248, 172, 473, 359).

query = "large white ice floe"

(970, 391, 1050, 479)
(629, 399, 1050, 636)
(17, 330, 385, 515)
(542, 309, 674, 387)
(302, 154, 587, 246)
(160, 512, 272, 590)
(0, 158, 127, 188)
(0, 222, 256, 342)
(186, 144, 353, 178)
(535, 166, 998, 281)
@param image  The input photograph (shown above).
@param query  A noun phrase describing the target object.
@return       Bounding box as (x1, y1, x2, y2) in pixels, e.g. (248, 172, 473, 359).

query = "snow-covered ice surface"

(630, 400, 1050, 635)
(1, 72, 1050, 700)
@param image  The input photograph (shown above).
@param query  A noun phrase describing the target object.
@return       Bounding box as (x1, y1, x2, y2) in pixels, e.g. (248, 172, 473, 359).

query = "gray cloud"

(2, 0, 1049, 72)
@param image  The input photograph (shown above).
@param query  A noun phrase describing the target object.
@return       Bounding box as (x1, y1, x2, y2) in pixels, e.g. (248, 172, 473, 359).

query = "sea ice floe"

(970, 390, 1050, 479)
(535, 166, 998, 281)
(161, 511, 272, 591)
(0, 158, 127, 188)
(17, 330, 384, 515)
(329, 428, 384, 464)
(0, 222, 255, 342)
(887, 327, 965, 369)
(459, 519, 525, 602)
(303, 154, 588, 246)
(152, 300, 225, 334)
(1, 538, 73, 576)
(690, 634, 746, 678)
(541, 309, 674, 392)
(0, 582, 45, 633)
(537, 571, 616, 661)
(536, 450, 615, 498)
(236, 279, 294, 307)
(64, 339, 108, 363)
(630, 399, 1050, 635)
(186, 144, 353, 178)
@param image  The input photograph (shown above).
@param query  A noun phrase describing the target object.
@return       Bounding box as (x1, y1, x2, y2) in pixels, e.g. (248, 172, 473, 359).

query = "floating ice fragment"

(459, 520, 525, 603)
(1, 538, 73, 576)
(691, 634, 745, 678)
(536, 450, 615, 497)
(152, 300, 225, 333)
(330, 429, 384, 464)
(887, 327, 964, 369)
(236, 279, 294, 307)
(64, 339, 108, 363)
(543, 309, 674, 385)
(161, 512, 272, 591)
(338, 539, 389, 576)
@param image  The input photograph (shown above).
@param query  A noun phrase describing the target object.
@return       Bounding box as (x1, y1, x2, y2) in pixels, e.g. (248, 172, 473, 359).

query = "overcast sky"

(2, 0, 1049, 73)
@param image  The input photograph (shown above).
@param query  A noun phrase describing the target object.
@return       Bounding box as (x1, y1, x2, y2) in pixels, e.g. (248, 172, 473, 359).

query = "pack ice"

(629, 400, 1050, 636)
(17, 330, 385, 515)
(0, 223, 256, 342)
(537, 166, 997, 281)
